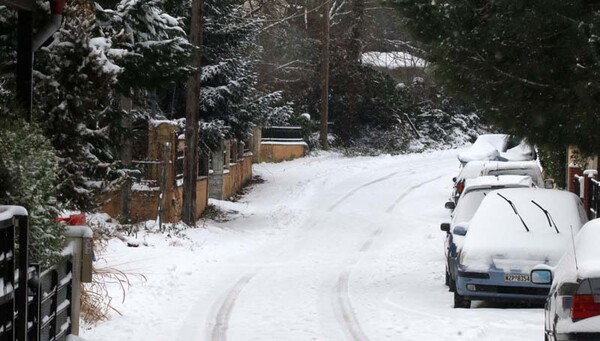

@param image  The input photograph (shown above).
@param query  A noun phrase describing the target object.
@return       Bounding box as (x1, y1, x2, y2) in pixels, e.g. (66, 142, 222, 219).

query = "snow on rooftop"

(361, 51, 427, 69)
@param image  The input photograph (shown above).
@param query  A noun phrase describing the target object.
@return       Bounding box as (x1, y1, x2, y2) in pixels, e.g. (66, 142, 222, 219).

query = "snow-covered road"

(82, 150, 543, 341)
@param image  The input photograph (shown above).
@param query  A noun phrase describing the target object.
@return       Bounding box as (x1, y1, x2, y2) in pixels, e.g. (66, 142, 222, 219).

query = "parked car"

(457, 134, 536, 165)
(530, 219, 600, 341)
(454, 188, 587, 308)
(442, 175, 535, 291)
(450, 160, 549, 204)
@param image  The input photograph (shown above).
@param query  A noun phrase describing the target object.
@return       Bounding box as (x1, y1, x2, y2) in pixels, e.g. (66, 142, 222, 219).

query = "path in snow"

(81, 150, 544, 341)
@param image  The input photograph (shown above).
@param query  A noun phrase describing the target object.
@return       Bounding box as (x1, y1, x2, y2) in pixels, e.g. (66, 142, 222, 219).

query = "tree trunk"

(319, 0, 330, 149)
(119, 96, 133, 224)
(182, 0, 204, 225)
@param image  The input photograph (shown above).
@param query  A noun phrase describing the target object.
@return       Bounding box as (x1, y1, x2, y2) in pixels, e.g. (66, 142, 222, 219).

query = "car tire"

(454, 291, 470, 309)
(449, 277, 456, 292)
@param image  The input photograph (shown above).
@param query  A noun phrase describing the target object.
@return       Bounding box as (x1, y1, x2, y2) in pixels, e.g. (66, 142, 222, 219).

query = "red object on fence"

(56, 213, 86, 226)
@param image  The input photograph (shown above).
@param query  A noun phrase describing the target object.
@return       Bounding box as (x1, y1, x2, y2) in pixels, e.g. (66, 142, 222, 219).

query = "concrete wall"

(100, 121, 209, 224)
(101, 177, 208, 224)
(220, 155, 253, 199)
(259, 142, 306, 163)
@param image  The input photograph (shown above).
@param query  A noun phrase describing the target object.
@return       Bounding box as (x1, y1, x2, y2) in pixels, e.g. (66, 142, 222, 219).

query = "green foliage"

(0, 117, 65, 266)
(394, 0, 600, 153)
(538, 146, 567, 189)
(32, 1, 121, 210)
(329, 64, 409, 144)
(403, 79, 487, 149)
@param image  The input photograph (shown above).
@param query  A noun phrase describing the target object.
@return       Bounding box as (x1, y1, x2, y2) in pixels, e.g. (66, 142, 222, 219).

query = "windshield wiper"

(497, 193, 530, 232)
(531, 200, 560, 234)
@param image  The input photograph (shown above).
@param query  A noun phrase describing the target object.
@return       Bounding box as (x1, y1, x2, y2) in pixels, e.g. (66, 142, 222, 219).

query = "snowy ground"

(80, 150, 543, 341)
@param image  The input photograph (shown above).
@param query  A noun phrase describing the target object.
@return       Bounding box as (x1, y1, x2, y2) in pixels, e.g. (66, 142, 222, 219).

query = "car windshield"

(453, 189, 488, 223)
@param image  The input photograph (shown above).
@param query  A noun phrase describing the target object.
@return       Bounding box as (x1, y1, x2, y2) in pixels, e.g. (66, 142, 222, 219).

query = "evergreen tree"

(201, 0, 291, 141)
(32, 1, 122, 210)
(394, 0, 600, 153)
(95, 0, 194, 98)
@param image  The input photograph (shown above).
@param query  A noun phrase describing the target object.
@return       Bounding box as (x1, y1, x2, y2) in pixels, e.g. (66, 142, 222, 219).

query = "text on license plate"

(505, 274, 530, 282)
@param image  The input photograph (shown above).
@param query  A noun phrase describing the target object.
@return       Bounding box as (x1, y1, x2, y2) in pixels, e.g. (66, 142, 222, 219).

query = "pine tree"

(32, 1, 122, 210)
(394, 0, 600, 153)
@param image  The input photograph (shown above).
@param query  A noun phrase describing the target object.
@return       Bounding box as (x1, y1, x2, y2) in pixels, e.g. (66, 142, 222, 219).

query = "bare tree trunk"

(339, 0, 364, 144)
(119, 96, 133, 224)
(182, 0, 204, 225)
(319, 0, 330, 149)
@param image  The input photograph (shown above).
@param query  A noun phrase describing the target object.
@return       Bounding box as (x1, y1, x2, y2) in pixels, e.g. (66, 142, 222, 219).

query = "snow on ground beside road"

(80, 149, 543, 341)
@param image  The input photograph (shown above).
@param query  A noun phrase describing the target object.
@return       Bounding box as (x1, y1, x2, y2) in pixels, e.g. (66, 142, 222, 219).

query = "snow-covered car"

(441, 176, 535, 292)
(450, 160, 549, 204)
(457, 134, 536, 165)
(530, 219, 600, 341)
(454, 188, 587, 308)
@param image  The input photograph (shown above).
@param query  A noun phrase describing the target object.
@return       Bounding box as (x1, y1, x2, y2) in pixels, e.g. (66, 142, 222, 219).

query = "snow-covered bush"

(403, 78, 487, 151)
(0, 117, 64, 266)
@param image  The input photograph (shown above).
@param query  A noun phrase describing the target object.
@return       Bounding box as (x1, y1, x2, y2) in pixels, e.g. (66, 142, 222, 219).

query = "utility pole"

(182, 0, 204, 225)
(319, 0, 330, 149)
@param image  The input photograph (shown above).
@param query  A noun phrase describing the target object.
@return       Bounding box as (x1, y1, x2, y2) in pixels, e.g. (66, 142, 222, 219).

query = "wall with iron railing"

(0, 207, 92, 341)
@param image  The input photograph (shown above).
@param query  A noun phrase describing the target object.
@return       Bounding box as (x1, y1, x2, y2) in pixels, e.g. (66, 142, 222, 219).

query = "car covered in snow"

(457, 134, 536, 165)
(530, 219, 600, 341)
(441, 175, 535, 292)
(453, 188, 587, 308)
(450, 160, 549, 204)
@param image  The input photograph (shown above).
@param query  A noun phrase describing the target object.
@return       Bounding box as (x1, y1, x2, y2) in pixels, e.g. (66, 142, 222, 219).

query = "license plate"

(505, 274, 530, 282)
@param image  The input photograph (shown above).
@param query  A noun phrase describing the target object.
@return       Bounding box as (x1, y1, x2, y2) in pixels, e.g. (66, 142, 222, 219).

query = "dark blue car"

(453, 188, 587, 309)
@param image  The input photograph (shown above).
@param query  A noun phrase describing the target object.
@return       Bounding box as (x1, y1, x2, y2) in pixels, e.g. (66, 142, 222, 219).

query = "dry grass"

(80, 264, 147, 325)
(80, 222, 147, 325)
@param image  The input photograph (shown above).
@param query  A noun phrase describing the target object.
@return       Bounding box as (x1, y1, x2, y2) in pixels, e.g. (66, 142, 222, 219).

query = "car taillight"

(457, 180, 465, 194)
(571, 295, 600, 320)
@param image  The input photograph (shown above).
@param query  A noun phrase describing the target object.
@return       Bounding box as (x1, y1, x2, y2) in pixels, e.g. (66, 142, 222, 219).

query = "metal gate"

(0, 206, 72, 341)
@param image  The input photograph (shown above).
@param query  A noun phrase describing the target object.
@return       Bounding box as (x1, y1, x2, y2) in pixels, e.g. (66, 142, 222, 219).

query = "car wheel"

(454, 291, 470, 309)
(445, 270, 450, 286)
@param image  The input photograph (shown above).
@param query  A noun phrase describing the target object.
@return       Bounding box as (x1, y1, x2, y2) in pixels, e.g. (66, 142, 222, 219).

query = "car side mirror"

(440, 223, 450, 232)
(452, 177, 457, 183)
(445, 201, 456, 210)
(544, 179, 555, 189)
(531, 269, 553, 284)
(453, 226, 467, 236)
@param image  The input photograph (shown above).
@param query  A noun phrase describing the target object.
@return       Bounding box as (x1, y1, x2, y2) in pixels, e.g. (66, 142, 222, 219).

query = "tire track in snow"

(385, 175, 445, 213)
(332, 175, 443, 341)
(326, 159, 445, 213)
(335, 270, 370, 341)
(327, 171, 404, 212)
(209, 273, 256, 341)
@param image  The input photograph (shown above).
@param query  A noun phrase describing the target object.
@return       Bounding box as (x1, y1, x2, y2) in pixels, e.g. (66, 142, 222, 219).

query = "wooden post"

(159, 142, 170, 231)
(319, 0, 329, 149)
(182, 0, 204, 225)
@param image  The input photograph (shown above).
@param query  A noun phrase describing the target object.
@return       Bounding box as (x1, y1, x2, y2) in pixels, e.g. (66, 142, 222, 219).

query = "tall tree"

(319, 0, 329, 149)
(394, 0, 600, 153)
